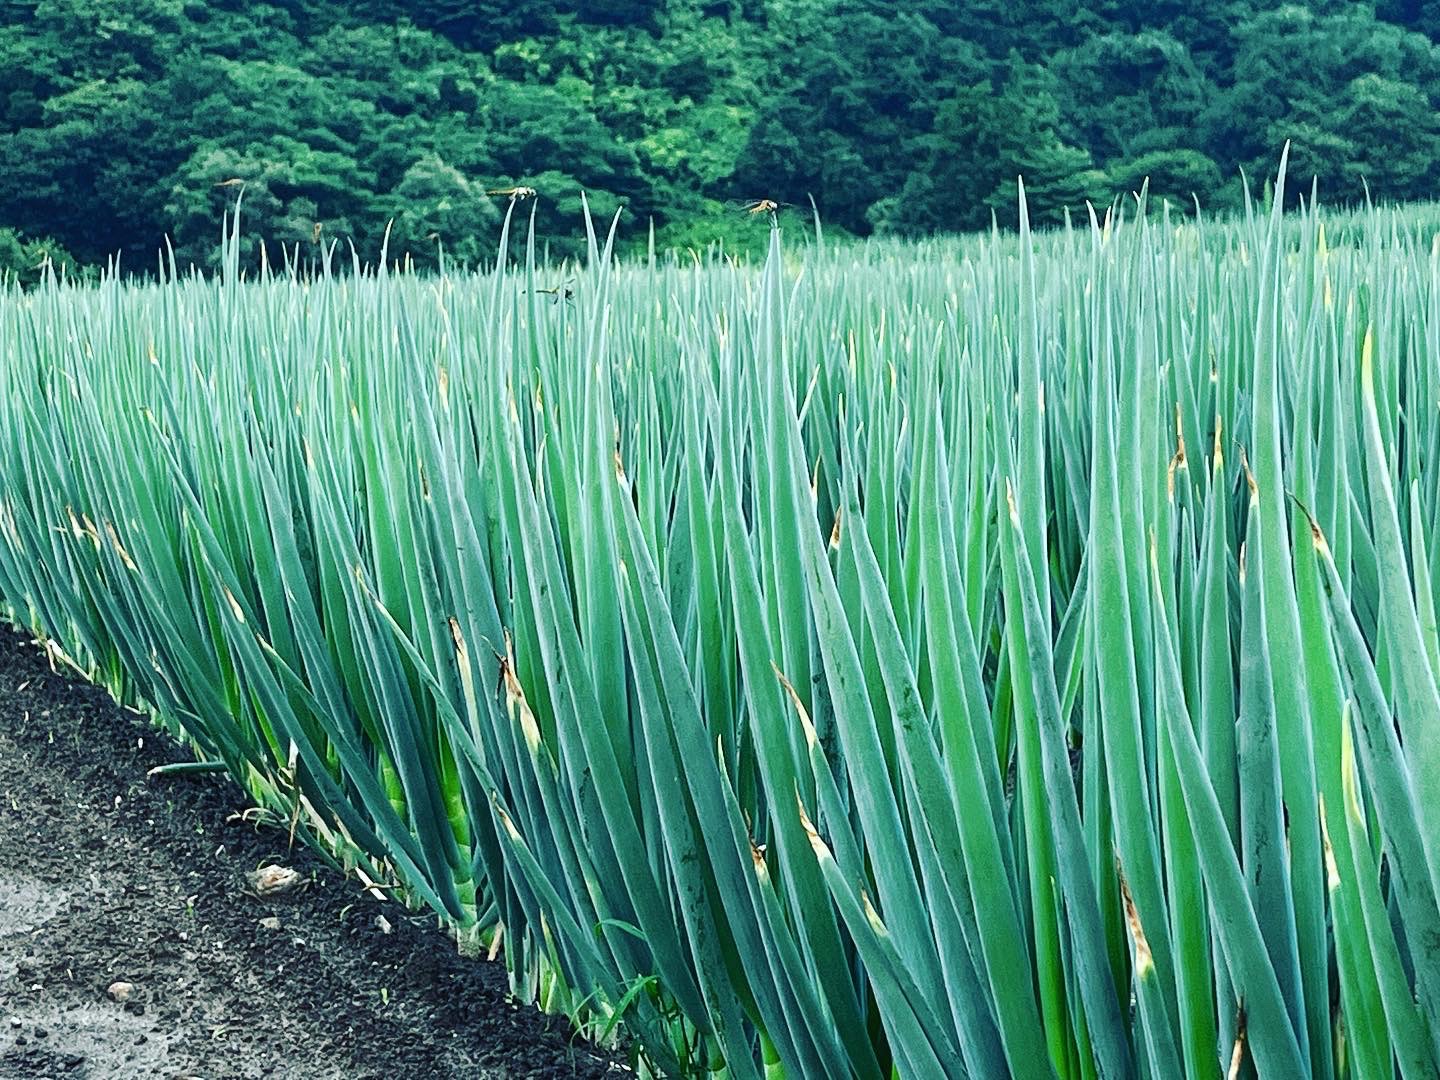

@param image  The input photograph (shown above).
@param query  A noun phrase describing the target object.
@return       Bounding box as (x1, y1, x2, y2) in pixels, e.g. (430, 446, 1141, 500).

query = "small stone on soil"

(106, 980, 135, 1002)
(248, 864, 302, 897)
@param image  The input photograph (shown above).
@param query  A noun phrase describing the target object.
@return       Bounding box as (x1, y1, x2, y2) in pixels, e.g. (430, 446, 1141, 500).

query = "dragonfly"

(487, 186, 538, 201)
(733, 198, 796, 218)
(528, 281, 576, 305)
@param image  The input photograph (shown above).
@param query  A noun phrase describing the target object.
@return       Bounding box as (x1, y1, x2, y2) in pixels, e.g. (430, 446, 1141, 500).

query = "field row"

(2, 180, 1438, 1078)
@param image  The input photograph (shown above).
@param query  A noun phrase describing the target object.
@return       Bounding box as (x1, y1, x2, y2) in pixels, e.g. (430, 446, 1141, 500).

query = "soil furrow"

(0, 625, 624, 1079)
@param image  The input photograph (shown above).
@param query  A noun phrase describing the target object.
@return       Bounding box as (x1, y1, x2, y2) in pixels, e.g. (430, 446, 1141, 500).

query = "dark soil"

(0, 625, 628, 1080)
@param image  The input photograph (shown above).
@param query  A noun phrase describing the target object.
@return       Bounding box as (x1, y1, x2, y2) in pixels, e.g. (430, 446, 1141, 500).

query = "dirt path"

(0, 625, 626, 1079)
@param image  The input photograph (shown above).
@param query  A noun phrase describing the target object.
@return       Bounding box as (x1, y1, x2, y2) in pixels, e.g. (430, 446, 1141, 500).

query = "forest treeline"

(4, 0, 1440, 278)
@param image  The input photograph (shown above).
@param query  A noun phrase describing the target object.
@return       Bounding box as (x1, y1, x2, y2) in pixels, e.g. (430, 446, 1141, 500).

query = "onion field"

(3, 162, 1440, 1079)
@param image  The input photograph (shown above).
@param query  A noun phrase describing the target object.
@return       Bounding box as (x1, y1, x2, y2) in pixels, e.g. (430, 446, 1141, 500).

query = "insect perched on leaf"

(733, 198, 797, 219)
(487, 631, 520, 700)
(487, 186, 538, 201)
(529, 281, 576, 305)
(726, 198, 798, 226)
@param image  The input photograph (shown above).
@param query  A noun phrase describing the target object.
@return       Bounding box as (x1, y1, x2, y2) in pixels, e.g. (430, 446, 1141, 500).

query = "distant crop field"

(1, 168, 1437, 1079)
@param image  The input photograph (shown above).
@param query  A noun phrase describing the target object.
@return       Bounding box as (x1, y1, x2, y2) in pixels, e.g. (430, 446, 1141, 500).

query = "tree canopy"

(3, 0, 1439, 273)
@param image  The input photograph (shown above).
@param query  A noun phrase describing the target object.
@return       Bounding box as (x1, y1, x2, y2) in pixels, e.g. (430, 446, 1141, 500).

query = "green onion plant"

(1, 157, 1438, 1077)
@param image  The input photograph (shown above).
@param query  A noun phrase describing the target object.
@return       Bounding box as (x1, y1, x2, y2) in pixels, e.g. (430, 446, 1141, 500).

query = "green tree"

(733, 0, 986, 233)
(1108, 149, 1224, 209)
(381, 154, 500, 270)
(0, 226, 87, 286)
(5, 0, 1440, 272)
(1206, 4, 1440, 203)
(876, 58, 1107, 235)
(1051, 30, 1222, 207)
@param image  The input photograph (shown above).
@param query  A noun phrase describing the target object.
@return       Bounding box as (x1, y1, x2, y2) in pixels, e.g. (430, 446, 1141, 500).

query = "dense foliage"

(5, 0, 1440, 270)
(4, 165, 1440, 1077)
